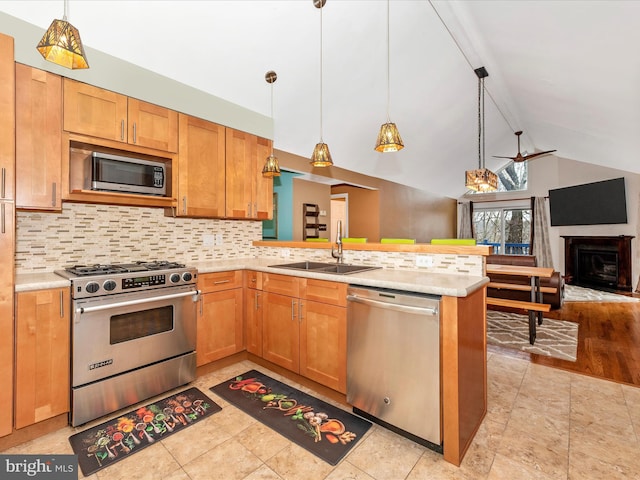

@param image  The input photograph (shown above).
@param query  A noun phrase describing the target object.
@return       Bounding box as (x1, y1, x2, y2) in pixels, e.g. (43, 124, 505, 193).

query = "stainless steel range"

(55, 261, 199, 426)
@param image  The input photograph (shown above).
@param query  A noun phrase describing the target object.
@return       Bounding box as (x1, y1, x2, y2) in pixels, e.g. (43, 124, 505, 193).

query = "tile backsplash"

(16, 203, 261, 273)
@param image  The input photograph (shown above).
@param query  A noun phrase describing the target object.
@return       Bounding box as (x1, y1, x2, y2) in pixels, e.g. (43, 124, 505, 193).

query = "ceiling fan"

(493, 131, 556, 162)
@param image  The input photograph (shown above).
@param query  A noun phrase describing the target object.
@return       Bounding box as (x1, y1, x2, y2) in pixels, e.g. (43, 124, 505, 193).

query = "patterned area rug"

(564, 284, 639, 302)
(210, 370, 372, 466)
(69, 387, 221, 477)
(487, 310, 578, 361)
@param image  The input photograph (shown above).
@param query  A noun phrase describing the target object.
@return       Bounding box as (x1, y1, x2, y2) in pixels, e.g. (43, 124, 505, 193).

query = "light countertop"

(15, 258, 488, 297)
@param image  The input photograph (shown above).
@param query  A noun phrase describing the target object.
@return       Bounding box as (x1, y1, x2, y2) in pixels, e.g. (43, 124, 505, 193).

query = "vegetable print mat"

(210, 369, 372, 465)
(69, 387, 221, 477)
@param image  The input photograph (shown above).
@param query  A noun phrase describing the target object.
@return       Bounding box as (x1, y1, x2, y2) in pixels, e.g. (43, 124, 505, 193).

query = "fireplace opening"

(576, 247, 618, 290)
(563, 235, 634, 292)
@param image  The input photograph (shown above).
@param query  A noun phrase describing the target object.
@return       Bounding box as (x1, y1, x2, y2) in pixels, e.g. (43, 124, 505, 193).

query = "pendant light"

(36, 0, 89, 69)
(262, 70, 281, 177)
(310, 0, 333, 167)
(465, 67, 497, 192)
(374, 0, 404, 153)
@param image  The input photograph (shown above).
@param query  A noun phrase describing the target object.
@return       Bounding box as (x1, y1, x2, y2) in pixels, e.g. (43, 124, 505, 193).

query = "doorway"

(331, 194, 348, 241)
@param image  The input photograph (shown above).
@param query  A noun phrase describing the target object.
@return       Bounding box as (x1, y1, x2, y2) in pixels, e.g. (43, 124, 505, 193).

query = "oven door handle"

(76, 290, 201, 314)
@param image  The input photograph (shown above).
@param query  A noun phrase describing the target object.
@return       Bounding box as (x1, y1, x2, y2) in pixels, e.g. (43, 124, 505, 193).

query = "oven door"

(72, 285, 198, 388)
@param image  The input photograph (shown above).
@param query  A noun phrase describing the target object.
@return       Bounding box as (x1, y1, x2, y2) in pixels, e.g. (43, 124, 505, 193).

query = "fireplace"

(563, 236, 634, 292)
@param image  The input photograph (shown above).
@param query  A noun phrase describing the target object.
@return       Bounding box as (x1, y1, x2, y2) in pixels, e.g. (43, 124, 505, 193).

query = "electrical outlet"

(280, 248, 291, 258)
(215, 233, 223, 245)
(203, 234, 214, 246)
(416, 255, 434, 268)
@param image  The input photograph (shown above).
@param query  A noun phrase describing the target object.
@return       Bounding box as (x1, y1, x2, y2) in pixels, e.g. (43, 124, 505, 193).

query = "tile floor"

(4, 352, 640, 480)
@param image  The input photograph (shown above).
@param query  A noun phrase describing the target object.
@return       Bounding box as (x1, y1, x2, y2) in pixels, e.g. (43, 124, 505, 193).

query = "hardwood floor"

(487, 294, 640, 387)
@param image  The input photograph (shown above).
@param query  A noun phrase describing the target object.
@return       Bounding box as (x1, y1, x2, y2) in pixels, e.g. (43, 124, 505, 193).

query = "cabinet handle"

(133, 122, 137, 144)
(247, 203, 251, 218)
(51, 182, 57, 207)
(255, 292, 260, 310)
(1, 203, 4, 234)
(213, 280, 230, 285)
(299, 300, 303, 322)
(120, 120, 125, 141)
(182, 196, 187, 215)
(291, 299, 296, 321)
(199, 296, 203, 316)
(254, 203, 257, 218)
(1, 167, 5, 199)
(60, 290, 64, 318)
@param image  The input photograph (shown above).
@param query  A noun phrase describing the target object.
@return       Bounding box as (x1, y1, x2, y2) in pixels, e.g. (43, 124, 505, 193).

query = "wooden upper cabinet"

(175, 114, 225, 217)
(225, 128, 273, 220)
(0, 33, 15, 201)
(63, 79, 177, 152)
(15, 64, 62, 211)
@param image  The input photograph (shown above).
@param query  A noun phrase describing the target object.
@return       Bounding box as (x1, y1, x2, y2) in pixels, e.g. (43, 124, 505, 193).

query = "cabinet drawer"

(244, 270, 262, 290)
(198, 270, 243, 293)
(306, 279, 348, 307)
(263, 273, 305, 297)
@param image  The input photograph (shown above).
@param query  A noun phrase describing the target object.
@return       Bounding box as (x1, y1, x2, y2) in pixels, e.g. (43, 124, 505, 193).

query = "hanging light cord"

(477, 76, 487, 169)
(270, 81, 275, 156)
(63, 0, 69, 20)
(319, 2, 325, 142)
(386, 0, 391, 122)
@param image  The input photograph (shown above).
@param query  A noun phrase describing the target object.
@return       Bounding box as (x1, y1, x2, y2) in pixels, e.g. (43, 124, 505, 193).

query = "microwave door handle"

(76, 289, 200, 314)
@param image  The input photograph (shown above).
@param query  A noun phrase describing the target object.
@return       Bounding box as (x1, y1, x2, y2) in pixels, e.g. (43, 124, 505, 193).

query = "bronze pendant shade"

(37, 15, 89, 70)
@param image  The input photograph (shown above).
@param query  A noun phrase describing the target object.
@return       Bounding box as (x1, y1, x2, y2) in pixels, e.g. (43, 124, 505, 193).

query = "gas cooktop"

(63, 260, 186, 276)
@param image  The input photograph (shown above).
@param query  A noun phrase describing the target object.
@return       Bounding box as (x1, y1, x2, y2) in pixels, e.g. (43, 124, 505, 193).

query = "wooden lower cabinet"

(244, 271, 263, 356)
(14, 288, 70, 429)
(261, 273, 347, 393)
(197, 271, 244, 366)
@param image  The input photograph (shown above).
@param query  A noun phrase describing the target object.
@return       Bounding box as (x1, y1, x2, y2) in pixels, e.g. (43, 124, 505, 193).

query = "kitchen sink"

(269, 261, 380, 275)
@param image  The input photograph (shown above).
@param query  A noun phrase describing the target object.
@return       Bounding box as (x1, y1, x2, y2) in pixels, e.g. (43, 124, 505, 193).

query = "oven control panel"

(123, 274, 166, 289)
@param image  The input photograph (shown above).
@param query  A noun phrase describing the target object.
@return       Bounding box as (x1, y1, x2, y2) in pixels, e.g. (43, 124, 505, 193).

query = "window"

(474, 207, 532, 254)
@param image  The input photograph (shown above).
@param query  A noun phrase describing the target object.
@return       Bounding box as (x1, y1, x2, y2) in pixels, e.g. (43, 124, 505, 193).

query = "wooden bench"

(486, 297, 551, 345)
(488, 282, 558, 295)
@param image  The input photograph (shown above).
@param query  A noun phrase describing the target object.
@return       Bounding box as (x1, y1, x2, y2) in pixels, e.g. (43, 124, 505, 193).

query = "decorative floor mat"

(487, 310, 578, 361)
(69, 387, 221, 477)
(210, 370, 372, 465)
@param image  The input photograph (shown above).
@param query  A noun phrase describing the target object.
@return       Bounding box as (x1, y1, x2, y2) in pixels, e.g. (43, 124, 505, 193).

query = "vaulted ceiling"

(2, 1, 639, 199)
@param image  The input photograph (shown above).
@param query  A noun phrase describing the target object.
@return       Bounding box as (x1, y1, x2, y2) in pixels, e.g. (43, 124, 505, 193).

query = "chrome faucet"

(331, 220, 344, 264)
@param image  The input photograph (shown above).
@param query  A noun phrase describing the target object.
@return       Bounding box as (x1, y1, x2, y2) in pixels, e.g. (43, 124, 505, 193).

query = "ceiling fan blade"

(492, 155, 518, 160)
(523, 149, 557, 160)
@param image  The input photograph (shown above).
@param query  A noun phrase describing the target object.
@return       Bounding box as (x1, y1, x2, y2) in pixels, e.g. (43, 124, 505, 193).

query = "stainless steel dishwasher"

(346, 285, 442, 451)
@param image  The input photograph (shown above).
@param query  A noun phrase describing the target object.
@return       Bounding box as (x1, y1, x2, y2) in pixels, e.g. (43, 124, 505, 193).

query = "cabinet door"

(244, 287, 263, 356)
(300, 300, 347, 393)
(0, 204, 14, 437)
(254, 136, 273, 220)
(225, 128, 256, 219)
(15, 288, 70, 429)
(15, 64, 62, 210)
(262, 292, 300, 372)
(176, 114, 226, 217)
(197, 288, 243, 366)
(128, 98, 178, 153)
(63, 78, 128, 142)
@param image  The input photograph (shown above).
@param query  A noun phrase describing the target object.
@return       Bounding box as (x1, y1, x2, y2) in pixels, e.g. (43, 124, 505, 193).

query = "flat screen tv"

(549, 177, 627, 226)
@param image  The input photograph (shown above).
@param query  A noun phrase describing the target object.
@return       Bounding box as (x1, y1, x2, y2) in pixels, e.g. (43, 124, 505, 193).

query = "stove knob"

(85, 282, 100, 294)
(170, 273, 181, 284)
(182, 272, 193, 282)
(103, 280, 117, 291)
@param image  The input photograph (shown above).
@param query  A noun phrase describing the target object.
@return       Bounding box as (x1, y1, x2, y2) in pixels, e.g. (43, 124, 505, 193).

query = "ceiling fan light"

(375, 122, 404, 152)
(36, 18, 89, 69)
(465, 168, 498, 192)
(310, 142, 333, 167)
(262, 154, 281, 177)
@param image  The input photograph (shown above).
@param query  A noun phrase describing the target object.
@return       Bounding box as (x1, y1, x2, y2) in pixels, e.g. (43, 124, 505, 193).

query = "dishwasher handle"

(347, 294, 439, 316)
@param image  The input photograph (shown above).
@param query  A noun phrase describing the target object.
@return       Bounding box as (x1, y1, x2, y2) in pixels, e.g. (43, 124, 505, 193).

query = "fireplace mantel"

(563, 235, 634, 291)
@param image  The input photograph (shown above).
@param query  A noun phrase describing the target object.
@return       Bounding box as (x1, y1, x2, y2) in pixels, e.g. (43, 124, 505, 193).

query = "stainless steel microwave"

(85, 152, 167, 196)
